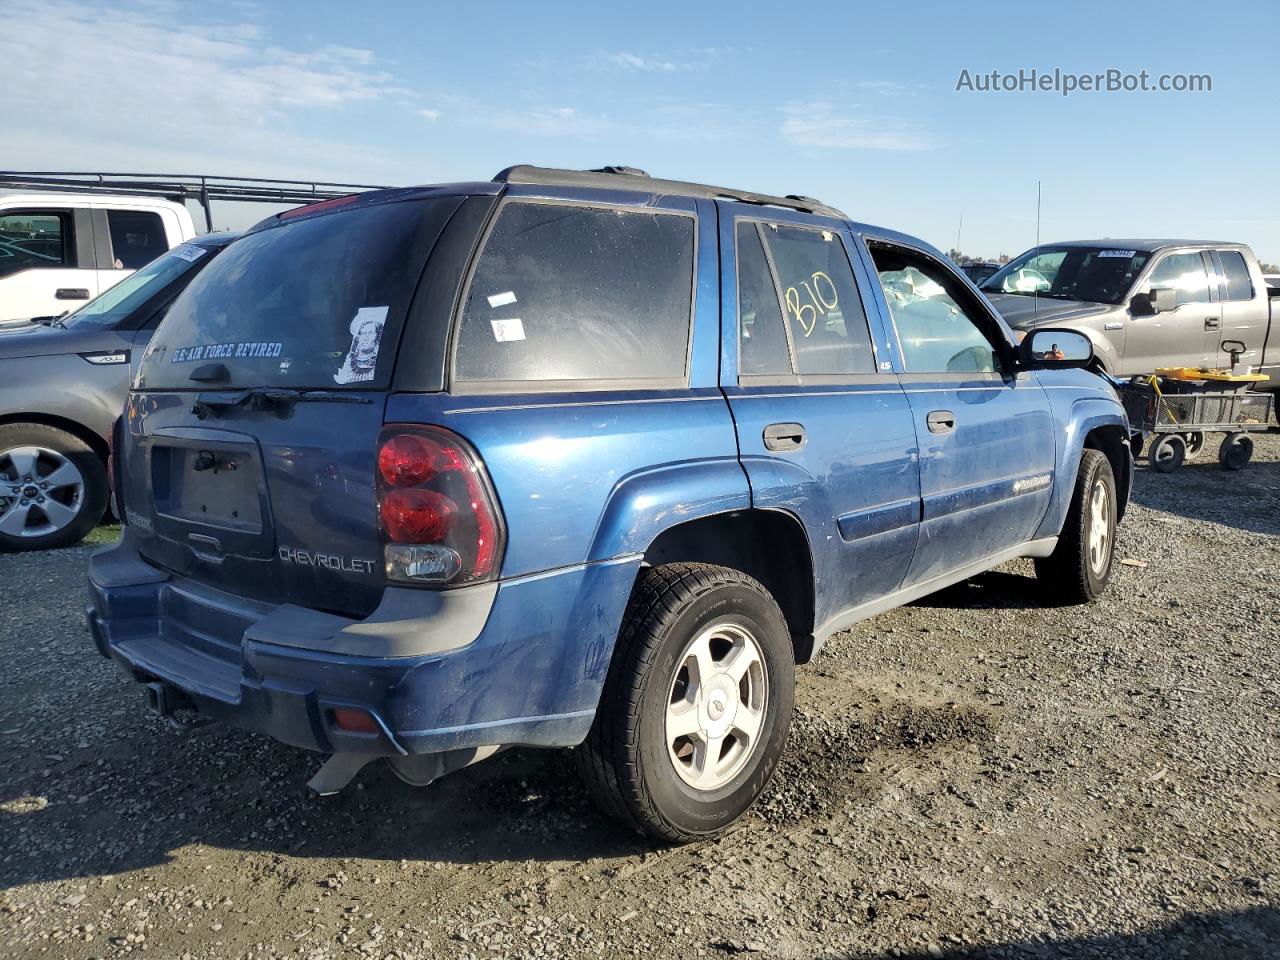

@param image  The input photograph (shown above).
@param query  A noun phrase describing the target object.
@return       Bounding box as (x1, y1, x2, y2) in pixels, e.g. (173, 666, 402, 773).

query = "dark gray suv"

(0, 232, 237, 550)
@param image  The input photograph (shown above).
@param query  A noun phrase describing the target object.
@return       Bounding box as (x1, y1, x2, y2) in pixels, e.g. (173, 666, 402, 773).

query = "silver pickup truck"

(980, 240, 1278, 388)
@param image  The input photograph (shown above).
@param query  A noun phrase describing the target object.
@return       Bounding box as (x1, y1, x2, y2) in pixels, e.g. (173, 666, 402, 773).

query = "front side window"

(1217, 251, 1254, 302)
(455, 202, 694, 386)
(871, 243, 1001, 374)
(1146, 251, 1210, 306)
(0, 212, 70, 276)
(107, 210, 167, 270)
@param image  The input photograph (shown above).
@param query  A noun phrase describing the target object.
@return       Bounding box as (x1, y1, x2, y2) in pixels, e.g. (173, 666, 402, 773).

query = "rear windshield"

(136, 199, 454, 390)
(67, 243, 216, 328)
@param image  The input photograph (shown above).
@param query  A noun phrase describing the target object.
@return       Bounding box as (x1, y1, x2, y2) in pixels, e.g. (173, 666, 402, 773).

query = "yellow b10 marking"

(785, 271, 839, 337)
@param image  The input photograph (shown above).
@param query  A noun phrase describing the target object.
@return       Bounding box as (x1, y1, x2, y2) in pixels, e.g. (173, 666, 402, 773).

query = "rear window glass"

(1218, 251, 1254, 301)
(454, 201, 694, 386)
(107, 210, 166, 270)
(137, 200, 453, 390)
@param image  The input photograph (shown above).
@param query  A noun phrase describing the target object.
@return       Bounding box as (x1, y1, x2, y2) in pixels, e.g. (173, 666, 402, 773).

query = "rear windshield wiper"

(191, 387, 371, 419)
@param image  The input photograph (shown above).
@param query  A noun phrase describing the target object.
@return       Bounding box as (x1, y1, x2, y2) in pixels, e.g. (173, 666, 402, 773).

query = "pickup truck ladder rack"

(0, 171, 391, 231)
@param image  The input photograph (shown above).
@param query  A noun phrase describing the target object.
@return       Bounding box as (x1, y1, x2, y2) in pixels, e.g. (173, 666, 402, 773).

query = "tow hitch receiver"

(144, 681, 207, 732)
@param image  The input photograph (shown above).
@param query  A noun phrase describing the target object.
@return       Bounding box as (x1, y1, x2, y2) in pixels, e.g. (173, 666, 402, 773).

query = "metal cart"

(1119, 371, 1274, 473)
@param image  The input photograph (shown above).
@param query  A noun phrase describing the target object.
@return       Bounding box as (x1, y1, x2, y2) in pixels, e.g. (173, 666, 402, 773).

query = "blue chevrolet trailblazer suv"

(87, 166, 1131, 842)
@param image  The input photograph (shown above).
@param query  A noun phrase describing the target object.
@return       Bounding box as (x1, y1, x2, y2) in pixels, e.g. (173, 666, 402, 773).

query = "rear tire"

(1035, 449, 1117, 605)
(577, 563, 794, 843)
(1218, 433, 1253, 471)
(1149, 434, 1185, 473)
(0, 423, 107, 552)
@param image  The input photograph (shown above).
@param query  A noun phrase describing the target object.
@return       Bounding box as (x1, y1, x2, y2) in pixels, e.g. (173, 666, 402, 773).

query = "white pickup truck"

(0, 193, 196, 324)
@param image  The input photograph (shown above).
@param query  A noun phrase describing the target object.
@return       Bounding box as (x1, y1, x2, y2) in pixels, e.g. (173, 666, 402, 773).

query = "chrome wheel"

(665, 622, 768, 791)
(1087, 479, 1110, 574)
(0, 446, 86, 539)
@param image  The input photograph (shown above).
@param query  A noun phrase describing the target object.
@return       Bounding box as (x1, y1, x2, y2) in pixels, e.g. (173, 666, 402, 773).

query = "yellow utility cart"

(1119, 357, 1274, 473)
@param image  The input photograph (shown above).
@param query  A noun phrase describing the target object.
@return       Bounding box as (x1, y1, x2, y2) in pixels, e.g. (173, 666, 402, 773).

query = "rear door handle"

(1204, 317, 1220, 330)
(55, 287, 90, 300)
(926, 410, 956, 434)
(763, 422, 806, 451)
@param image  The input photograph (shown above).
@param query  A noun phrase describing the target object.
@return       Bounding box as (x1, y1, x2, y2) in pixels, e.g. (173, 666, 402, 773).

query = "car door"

(718, 203, 921, 633)
(1127, 249, 1217, 371)
(1209, 249, 1267, 371)
(860, 237, 1057, 586)
(0, 208, 98, 321)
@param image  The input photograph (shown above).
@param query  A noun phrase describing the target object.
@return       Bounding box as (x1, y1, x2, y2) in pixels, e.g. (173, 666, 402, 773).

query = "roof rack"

(493, 165, 847, 219)
(0, 171, 392, 231)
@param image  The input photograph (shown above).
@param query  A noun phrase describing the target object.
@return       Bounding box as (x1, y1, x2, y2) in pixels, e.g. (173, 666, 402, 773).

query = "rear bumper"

(87, 532, 640, 758)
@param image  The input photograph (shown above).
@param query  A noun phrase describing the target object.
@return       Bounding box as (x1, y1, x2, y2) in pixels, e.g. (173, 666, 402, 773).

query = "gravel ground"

(2, 434, 1278, 960)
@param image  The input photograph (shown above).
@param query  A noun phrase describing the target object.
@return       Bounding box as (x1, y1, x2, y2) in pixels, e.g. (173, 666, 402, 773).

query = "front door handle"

(926, 410, 956, 434)
(55, 287, 90, 300)
(1204, 317, 1220, 330)
(763, 422, 806, 451)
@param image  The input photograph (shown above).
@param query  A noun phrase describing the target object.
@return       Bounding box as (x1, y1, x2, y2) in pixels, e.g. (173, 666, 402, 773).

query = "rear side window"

(0, 212, 71, 276)
(736, 223, 791, 376)
(454, 201, 694, 387)
(107, 210, 166, 270)
(763, 224, 876, 376)
(1218, 251, 1254, 301)
(735, 220, 876, 379)
(138, 199, 457, 390)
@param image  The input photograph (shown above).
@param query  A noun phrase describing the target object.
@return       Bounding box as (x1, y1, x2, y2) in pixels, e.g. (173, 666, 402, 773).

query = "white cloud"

(779, 101, 931, 151)
(418, 109, 442, 121)
(857, 80, 924, 95)
(593, 48, 728, 73)
(0, 0, 406, 176)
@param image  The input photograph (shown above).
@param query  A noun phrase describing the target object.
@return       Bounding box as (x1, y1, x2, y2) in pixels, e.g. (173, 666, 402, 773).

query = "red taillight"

(375, 426, 505, 587)
(378, 433, 443, 487)
(380, 488, 457, 543)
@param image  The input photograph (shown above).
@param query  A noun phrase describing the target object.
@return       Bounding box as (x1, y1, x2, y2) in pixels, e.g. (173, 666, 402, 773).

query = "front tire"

(1035, 449, 1117, 604)
(0, 423, 107, 552)
(577, 563, 795, 843)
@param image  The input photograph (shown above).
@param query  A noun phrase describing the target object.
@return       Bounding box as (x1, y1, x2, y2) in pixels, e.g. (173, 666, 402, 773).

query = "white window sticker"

(1098, 249, 1137, 258)
(486, 290, 518, 309)
(490, 318, 525, 343)
(334, 306, 389, 384)
(170, 244, 207, 263)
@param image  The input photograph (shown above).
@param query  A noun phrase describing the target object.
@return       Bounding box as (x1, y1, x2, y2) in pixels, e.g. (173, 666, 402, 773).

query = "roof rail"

(0, 171, 391, 231)
(492, 165, 847, 219)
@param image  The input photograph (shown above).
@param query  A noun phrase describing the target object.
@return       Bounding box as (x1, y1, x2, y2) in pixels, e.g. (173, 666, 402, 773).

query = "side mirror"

(1018, 328, 1094, 370)
(1149, 287, 1177, 314)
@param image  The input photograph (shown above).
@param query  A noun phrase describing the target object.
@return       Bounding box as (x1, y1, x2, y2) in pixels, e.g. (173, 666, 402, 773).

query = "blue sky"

(3, 0, 1277, 261)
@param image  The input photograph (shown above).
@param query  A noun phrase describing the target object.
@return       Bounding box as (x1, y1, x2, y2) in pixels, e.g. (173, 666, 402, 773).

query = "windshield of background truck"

(136, 199, 451, 390)
(981, 246, 1151, 304)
